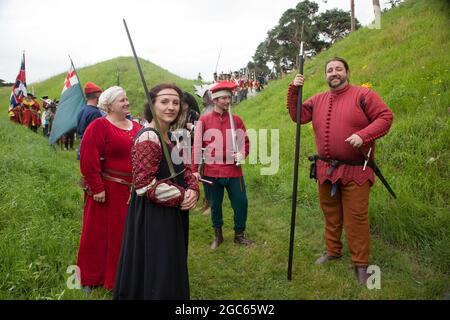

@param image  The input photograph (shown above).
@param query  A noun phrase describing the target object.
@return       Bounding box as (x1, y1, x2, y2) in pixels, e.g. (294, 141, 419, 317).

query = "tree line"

(0, 79, 14, 87)
(247, 0, 403, 76)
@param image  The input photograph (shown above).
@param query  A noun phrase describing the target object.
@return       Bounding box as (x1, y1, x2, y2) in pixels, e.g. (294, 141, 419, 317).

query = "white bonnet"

(98, 86, 126, 111)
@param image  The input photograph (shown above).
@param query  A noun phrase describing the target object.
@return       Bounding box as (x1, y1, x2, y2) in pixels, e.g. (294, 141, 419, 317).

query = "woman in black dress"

(114, 84, 199, 300)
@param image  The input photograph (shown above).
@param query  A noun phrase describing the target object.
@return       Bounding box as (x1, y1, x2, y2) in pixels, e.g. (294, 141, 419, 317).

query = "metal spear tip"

(299, 41, 304, 57)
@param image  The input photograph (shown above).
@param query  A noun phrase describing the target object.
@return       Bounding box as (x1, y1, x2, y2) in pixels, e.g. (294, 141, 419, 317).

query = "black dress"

(113, 128, 189, 300)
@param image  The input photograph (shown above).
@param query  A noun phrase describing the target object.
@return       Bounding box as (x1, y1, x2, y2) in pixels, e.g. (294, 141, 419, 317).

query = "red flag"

(9, 52, 27, 111)
(61, 67, 77, 94)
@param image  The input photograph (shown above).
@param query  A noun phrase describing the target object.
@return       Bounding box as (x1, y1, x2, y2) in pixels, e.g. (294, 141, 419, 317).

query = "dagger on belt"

(359, 147, 397, 199)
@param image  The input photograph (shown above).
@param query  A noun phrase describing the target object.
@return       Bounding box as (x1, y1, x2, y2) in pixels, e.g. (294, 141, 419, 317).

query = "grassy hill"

(0, 0, 449, 299)
(0, 56, 199, 118)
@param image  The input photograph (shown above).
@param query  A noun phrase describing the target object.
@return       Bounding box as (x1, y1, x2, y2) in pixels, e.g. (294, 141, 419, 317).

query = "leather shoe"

(354, 266, 369, 285)
(210, 227, 223, 250)
(314, 253, 342, 265)
(234, 232, 255, 246)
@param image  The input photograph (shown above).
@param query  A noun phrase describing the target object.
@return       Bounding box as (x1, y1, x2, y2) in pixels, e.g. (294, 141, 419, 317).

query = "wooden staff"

(288, 33, 305, 281)
(123, 18, 183, 180)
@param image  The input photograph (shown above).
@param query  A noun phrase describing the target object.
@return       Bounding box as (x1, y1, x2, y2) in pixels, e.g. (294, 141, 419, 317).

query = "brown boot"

(354, 266, 369, 285)
(210, 227, 224, 250)
(234, 232, 255, 246)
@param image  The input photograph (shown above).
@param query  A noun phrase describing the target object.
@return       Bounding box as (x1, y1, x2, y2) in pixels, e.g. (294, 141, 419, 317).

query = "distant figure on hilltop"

(8, 104, 22, 124)
(20, 96, 34, 130)
(41, 96, 51, 137)
(286, 57, 394, 285)
(28, 93, 42, 133)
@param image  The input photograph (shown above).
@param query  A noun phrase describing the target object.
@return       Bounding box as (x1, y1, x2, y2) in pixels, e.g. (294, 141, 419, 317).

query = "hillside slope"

(0, 0, 448, 299)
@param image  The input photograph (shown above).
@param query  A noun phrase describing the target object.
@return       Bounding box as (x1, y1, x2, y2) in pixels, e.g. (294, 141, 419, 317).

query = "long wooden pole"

(123, 18, 181, 179)
(287, 30, 305, 281)
(351, 0, 356, 32)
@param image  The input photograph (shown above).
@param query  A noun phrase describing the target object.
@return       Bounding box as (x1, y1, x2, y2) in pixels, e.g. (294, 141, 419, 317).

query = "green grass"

(0, 0, 449, 299)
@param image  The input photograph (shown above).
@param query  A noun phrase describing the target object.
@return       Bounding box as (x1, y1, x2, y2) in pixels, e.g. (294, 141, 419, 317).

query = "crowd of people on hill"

(8, 92, 82, 150)
(9, 93, 48, 133)
(211, 71, 270, 104)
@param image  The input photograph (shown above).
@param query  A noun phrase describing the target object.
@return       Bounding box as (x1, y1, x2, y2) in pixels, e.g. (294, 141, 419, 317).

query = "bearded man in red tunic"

(286, 57, 394, 284)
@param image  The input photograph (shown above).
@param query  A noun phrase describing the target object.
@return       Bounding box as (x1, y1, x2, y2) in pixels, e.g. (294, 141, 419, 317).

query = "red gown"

(21, 106, 32, 127)
(31, 101, 41, 127)
(77, 117, 142, 290)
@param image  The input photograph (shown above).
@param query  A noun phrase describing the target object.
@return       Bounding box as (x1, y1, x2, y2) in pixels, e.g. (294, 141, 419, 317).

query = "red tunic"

(9, 107, 22, 123)
(191, 110, 250, 178)
(287, 83, 393, 186)
(21, 106, 32, 127)
(30, 101, 41, 127)
(77, 117, 142, 290)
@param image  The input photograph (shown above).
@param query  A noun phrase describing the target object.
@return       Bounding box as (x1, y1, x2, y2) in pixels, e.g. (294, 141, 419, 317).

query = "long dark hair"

(172, 92, 201, 130)
(183, 91, 200, 114)
(143, 83, 183, 124)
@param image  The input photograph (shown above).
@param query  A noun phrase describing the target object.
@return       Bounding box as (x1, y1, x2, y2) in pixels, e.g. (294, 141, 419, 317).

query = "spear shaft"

(288, 38, 305, 281)
(123, 18, 181, 179)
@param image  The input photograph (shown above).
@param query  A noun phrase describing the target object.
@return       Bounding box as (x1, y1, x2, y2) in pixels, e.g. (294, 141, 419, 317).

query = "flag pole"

(23, 50, 27, 92)
(215, 46, 222, 75)
(287, 22, 305, 281)
(68, 55, 86, 102)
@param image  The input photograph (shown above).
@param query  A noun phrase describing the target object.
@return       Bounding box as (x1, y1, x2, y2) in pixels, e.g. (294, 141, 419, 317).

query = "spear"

(215, 46, 222, 75)
(288, 22, 305, 281)
(123, 18, 183, 180)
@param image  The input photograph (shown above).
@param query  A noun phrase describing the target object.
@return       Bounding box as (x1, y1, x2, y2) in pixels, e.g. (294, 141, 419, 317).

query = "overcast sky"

(0, 0, 390, 83)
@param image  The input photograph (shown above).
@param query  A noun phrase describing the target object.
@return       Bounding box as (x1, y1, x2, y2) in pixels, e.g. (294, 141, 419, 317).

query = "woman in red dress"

(77, 86, 142, 291)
